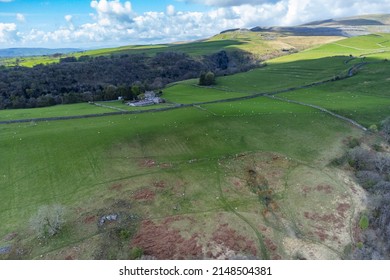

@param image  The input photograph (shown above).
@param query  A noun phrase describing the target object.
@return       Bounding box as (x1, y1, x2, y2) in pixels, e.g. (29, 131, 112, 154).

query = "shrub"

(369, 124, 378, 133)
(359, 214, 369, 230)
(129, 247, 144, 260)
(347, 137, 360, 148)
(372, 143, 383, 152)
(118, 228, 132, 240)
(329, 155, 347, 166)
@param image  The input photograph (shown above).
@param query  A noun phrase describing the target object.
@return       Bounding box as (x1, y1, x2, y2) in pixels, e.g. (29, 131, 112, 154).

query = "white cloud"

(16, 13, 25, 23)
(180, 0, 271, 6)
(279, 0, 390, 26)
(166, 5, 176, 16)
(0, 22, 18, 43)
(4, 0, 390, 47)
(64, 15, 75, 31)
(65, 15, 73, 23)
(90, 0, 133, 26)
(0, 0, 14, 2)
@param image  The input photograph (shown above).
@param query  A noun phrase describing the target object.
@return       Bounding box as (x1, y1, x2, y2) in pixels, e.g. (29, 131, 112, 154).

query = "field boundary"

(0, 61, 370, 126)
(265, 95, 368, 131)
(89, 102, 128, 112)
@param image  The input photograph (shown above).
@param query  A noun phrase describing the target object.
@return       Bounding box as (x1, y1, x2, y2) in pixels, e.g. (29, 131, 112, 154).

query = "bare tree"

(30, 205, 66, 239)
(348, 147, 374, 170)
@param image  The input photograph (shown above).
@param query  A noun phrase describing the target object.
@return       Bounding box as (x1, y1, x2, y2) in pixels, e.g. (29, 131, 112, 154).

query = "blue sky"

(0, 1, 203, 31)
(0, 0, 389, 48)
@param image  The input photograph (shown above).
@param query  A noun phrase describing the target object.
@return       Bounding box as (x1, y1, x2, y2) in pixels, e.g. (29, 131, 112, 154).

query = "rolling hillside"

(2, 14, 389, 69)
(0, 33, 389, 260)
(0, 32, 342, 68)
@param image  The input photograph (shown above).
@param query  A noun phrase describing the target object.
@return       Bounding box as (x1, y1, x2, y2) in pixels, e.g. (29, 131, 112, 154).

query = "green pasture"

(211, 56, 350, 94)
(280, 61, 390, 126)
(0, 101, 180, 122)
(202, 97, 356, 162)
(0, 96, 357, 241)
(163, 55, 357, 102)
(0, 103, 116, 121)
(331, 34, 390, 50)
(163, 83, 247, 104)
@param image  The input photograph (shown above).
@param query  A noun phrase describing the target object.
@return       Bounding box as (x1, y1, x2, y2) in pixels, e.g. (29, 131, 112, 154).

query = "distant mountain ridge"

(224, 14, 390, 37)
(303, 14, 390, 26)
(0, 48, 83, 58)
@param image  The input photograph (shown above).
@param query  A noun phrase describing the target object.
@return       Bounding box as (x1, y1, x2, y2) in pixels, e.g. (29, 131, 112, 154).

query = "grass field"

(280, 62, 390, 127)
(0, 103, 117, 121)
(163, 82, 247, 104)
(213, 56, 350, 94)
(271, 34, 390, 63)
(0, 34, 388, 260)
(0, 99, 359, 259)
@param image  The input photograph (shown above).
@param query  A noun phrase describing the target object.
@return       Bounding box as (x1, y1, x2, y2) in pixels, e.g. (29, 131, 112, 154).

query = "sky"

(0, 0, 389, 48)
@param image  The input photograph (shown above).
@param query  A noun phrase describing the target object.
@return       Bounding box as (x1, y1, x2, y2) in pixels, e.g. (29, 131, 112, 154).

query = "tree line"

(0, 50, 261, 109)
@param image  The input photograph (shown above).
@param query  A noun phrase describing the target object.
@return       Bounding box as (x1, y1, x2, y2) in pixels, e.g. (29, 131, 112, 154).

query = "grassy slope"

(280, 62, 390, 127)
(275, 34, 390, 127)
(1, 34, 388, 259)
(271, 34, 390, 62)
(1, 31, 343, 67)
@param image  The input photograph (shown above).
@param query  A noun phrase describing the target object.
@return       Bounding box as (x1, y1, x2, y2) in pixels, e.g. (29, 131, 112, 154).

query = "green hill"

(1, 31, 342, 67)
